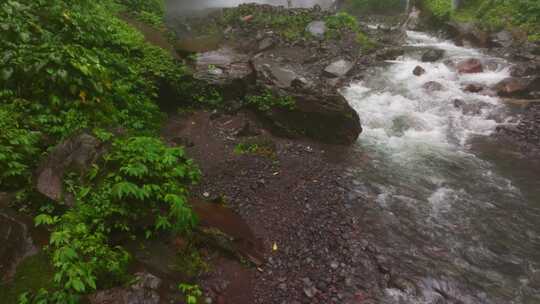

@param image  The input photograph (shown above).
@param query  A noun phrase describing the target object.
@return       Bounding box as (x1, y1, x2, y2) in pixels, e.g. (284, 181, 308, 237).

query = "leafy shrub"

(178, 283, 202, 304)
(325, 12, 360, 37)
(0, 103, 40, 190)
(222, 4, 315, 41)
(245, 90, 295, 112)
(345, 0, 405, 14)
(34, 136, 200, 299)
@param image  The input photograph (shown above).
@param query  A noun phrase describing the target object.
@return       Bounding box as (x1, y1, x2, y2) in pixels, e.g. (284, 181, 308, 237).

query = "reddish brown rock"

(457, 59, 483, 74)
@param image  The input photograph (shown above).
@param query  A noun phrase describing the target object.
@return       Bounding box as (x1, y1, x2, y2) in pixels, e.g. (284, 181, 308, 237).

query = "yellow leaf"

(79, 91, 87, 102)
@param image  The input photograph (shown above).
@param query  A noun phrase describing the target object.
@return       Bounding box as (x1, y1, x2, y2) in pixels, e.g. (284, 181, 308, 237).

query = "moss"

(0, 251, 55, 304)
(234, 138, 276, 158)
(221, 4, 315, 41)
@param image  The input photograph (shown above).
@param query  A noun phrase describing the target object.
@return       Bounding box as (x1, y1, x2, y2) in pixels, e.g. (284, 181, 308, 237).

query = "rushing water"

(344, 31, 540, 304)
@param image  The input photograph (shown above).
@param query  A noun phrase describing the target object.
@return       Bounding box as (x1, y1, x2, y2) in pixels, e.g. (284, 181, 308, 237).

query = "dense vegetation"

(423, 0, 540, 40)
(343, 0, 405, 14)
(0, 0, 201, 302)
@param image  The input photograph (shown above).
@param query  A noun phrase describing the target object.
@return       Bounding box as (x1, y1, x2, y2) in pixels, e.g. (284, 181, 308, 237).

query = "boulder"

(35, 133, 104, 203)
(193, 47, 256, 100)
(306, 21, 327, 40)
(447, 21, 491, 48)
(493, 77, 540, 98)
(463, 83, 485, 93)
(413, 66, 426, 76)
(421, 49, 445, 62)
(252, 58, 362, 144)
(492, 30, 514, 48)
(323, 59, 355, 78)
(456, 59, 483, 74)
(375, 47, 405, 61)
(422, 81, 444, 92)
(88, 272, 161, 304)
(0, 210, 36, 280)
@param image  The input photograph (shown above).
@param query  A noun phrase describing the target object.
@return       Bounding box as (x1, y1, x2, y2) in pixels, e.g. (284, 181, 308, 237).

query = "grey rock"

(324, 59, 354, 78)
(306, 21, 327, 40)
(35, 132, 104, 203)
(258, 37, 274, 53)
(88, 272, 161, 304)
(413, 65, 426, 76)
(422, 81, 444, 92)
(421, 49, 445, 62)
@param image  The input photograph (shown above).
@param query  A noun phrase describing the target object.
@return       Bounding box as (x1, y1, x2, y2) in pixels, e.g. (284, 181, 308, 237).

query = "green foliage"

(32, 136, 200, 299)
(324, 12, 376, 51)
(356, 31, 378, 52)
(0, 0, 180, 142)
(178, 283, 203, 304)
(344, 0, 405, 13)
(245, 90, 295, 112)
(423, 0, 453, 20)
(0, 104, 40, 190)
(222, 4, 315, 41)
(325, 12, 360, 35)
(424, 0, 540, 40)
(234, 138, 276, 158)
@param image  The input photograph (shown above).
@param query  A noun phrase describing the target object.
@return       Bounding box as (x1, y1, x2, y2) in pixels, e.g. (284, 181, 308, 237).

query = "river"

(343, 31, 540, 304)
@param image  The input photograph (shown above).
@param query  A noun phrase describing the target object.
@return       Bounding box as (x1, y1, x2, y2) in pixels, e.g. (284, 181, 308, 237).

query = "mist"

(165, 0, 337, 16)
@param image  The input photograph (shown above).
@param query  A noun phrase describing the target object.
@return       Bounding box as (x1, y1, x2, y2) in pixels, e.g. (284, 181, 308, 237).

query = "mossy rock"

(0, 251, 55, 304)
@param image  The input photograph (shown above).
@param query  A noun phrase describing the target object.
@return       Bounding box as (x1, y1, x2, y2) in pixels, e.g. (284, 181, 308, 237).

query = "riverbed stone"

(421, 49, 445, 62)
(413, 65, 426, 76)
(457, 58, 483, 74)
(422, 81, 444, 92)
(306, 21, 327, 40)
(194, 47, 255, 100)
(323, 59, 354, 78)
(88, 272, 161, 304)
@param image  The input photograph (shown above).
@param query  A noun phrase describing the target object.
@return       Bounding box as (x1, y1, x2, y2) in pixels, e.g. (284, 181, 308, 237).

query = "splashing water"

(344, 31, 540, 303)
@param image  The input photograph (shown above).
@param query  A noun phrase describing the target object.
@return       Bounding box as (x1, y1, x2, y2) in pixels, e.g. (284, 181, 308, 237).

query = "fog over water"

(165, 0, 336, 15)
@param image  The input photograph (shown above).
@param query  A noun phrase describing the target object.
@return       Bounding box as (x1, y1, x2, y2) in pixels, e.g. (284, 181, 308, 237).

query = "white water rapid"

(343, 31, 540, 304)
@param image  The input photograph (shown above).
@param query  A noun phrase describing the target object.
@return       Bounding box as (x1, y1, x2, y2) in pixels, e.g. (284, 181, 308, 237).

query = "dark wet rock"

(35, 132, 105, 203)
(413, 65, 426, 76)
(421, 49, 445, 62)
(306, 21, 327, 40)
(453, 99, 490, 115)
(375, 47, 405, 61)
(193, 47, 256, 100)
(463, 83, 485, 93)
(323, 59, 355, 78)
(0, 210, 36, 280)
(456, 58, 483, 74)
(510, 61, 540, 77)
(88, 272, 161, 304)
(493, 77, 540, 98)
(234, 121, 261, 137)
(422, 81, 444, 92)
(252, 57, 362, 144)
(447, 21, 491, 48)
